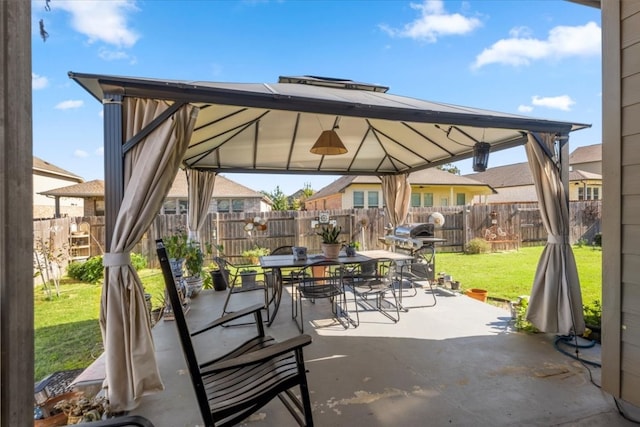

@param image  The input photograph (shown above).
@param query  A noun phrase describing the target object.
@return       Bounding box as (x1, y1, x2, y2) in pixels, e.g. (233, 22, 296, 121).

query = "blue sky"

(32, 0, 602, 195)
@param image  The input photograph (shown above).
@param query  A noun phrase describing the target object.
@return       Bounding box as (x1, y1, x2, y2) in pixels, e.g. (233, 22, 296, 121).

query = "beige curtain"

(187, 169, 217, 242)
(525, 132, 585, 335)
(100, 98, 199, 411)
(380, 173, 411, 229)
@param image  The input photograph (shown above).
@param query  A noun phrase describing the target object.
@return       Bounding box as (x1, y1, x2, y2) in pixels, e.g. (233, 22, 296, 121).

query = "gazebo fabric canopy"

(68, 71, 590, 413)
(69, 72, 589, 176)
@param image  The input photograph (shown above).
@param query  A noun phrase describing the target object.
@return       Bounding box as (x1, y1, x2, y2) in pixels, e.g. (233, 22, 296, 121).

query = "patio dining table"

(259, 250, 415, 326)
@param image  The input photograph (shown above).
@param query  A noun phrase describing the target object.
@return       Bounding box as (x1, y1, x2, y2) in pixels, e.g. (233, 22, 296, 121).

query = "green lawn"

(436, 245, 602, 305)
(34, 269, 166, 382)
(35, 246, 602, 382)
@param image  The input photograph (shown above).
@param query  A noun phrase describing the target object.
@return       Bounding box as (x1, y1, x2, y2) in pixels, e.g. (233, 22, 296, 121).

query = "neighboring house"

(39, 179, 105, 217)
(466, 159, 603, 203)
(40, 173, 273, 216)
(163, 172, 272, 214)
(569, 143, 602, 175)
(304, 168, 495, 210)
(33, 156, 84, 219)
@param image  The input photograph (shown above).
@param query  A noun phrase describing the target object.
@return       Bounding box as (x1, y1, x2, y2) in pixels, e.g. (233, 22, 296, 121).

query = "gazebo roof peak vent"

(278, 75, 389, 93)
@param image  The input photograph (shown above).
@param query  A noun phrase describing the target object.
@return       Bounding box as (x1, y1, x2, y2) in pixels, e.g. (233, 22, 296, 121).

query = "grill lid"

(393, 223, 434, 239)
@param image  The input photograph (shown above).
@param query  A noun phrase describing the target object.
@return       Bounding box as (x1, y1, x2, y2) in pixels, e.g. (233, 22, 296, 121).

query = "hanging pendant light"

(472, 141, 491, 172)
(310, 130, 347, 155)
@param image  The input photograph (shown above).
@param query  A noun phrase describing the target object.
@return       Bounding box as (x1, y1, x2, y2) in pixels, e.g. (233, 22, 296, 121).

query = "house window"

(586, 187, 592, 200)
(178, 200, 188, 214)
(95, 199, 105, 216)
(411, 193, 421, 207)
(217, 199, 230, 213)
(578, 187, 584, 200)
(368, 191, 379, 208)
(424, 193, 434, 207)
(440, 197, 449, 206)
(593, 187, 600, 200)
(353, 191, 365, 208)
(456, 193, 466, 206)
(231, 199, 244, 212)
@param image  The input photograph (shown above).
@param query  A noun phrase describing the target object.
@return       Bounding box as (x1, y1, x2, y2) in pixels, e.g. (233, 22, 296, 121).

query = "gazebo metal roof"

(69, 72, 589, 177)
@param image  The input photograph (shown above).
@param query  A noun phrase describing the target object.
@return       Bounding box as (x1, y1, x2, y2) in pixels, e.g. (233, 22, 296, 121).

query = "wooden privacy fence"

(33, 201, 601, 269)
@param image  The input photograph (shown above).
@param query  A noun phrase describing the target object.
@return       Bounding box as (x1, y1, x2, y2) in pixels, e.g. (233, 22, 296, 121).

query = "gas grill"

(384, 223, 446, 281)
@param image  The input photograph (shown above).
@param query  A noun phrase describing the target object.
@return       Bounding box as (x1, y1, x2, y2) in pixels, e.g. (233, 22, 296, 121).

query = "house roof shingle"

(39, 179, 104, 197)
(33, 156, 83, 182)
(307, 168, 494, 201)
(569, 143, 601, 164)
(465, 162, 602, 189)
(39, 173, 268, 202)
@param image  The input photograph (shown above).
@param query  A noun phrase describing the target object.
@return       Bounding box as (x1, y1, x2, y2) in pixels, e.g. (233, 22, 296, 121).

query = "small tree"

(263, 186, 289, 211)
(33, 236, 68, 299)
(437, 163, 461, 175)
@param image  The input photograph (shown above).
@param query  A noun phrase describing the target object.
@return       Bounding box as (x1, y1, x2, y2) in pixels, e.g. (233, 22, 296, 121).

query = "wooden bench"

(484, 227, 519, 252)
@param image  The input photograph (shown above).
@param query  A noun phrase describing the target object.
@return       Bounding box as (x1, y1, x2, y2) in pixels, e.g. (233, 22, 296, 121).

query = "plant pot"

(184, 275, 204, 297)
(321, 243, 341, 259)
(465, 288, 488, 302)
(210, 269, 228, 291)
(169, 258, 184, 278)
(240, 271, 258, 288)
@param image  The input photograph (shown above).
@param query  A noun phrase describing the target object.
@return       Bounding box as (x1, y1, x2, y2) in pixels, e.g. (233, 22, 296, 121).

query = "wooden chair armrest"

(203, 334, 312, 372)
(191, 303, 264, 336)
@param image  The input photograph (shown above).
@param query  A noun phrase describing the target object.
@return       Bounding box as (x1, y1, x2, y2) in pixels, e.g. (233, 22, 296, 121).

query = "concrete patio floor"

(130, 284, 637, 427)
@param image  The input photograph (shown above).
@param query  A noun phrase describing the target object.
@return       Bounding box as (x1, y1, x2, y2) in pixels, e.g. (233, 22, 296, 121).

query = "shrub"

(67, 256, 104, 283)
(465, 238, 490, 254)
(583, 300, 602, 328)
(513, 297, 538, 333)
(67, 253, 147, 283)
(593, 233, 602, 247)
(130, 253, 147, 271)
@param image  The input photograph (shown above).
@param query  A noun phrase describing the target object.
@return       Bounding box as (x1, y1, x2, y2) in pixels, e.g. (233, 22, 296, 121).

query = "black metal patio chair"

(290, 259, 352, 332)
(156, 240, 314, 427)
(343, 258, 401, 326)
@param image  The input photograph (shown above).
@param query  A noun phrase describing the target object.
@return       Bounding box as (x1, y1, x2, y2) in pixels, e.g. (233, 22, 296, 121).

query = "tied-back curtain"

(187, 169, 217, 242)
(380, 174, 411, 230)
(101, 97, 199, 411)
(525, 132, 584, 335)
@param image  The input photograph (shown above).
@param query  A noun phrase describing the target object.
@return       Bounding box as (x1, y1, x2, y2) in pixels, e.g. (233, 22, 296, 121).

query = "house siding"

(602, 0, 640, 407)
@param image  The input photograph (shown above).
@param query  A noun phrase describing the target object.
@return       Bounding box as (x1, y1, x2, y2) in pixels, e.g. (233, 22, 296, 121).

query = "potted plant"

(164, 232, 188, 277)
(344, 241, 360, 257)
(183, 241, 211, 296)
(242, 246, 270, 265)
(208, 244, 229, 291)
(317, 224, 342, 258)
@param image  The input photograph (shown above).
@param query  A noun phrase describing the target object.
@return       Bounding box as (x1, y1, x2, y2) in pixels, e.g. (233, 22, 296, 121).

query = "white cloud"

(531, 95, 575, 111)
(55, 0, 140, 48)
(379, 0, 481, 43)
(74, 149, 89, 158)
(518, 105, 534, 113)
(32, 73, 49, 90)
(98, 48, 130, 61)
(473, 21, 601, 69)
(95, 147, 104, 156)
(55, 100, 84, 110)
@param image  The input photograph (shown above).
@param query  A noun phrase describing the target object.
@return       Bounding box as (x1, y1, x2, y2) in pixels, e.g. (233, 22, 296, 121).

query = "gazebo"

(69, 72, 590, 411)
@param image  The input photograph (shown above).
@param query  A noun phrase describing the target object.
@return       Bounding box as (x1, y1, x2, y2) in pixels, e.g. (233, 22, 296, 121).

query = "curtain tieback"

(103, 252, 131, 267)
(547, 235, 568, 245)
